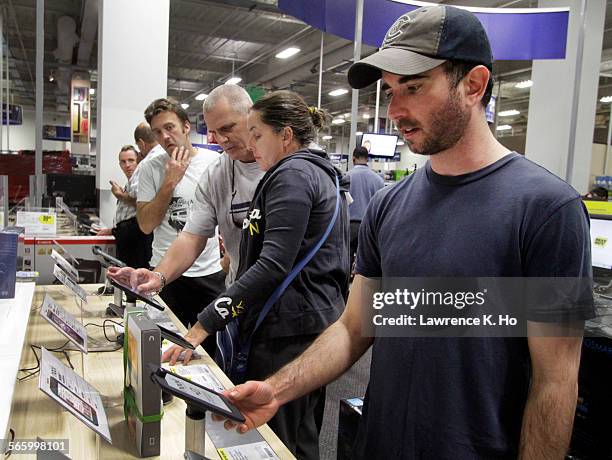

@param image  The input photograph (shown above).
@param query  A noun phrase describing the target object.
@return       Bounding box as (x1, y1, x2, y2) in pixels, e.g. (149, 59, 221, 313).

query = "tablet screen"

(164, 373, 230, 412)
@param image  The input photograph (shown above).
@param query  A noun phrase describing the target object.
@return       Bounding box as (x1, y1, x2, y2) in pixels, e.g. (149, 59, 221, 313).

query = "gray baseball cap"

(348, 5, 493, 89)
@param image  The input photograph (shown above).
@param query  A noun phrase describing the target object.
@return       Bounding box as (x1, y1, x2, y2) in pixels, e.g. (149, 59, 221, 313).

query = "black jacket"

(198, 148, 350, 340)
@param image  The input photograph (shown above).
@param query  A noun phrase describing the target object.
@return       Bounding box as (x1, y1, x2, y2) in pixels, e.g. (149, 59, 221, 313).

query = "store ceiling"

(3, 0, 612, 141)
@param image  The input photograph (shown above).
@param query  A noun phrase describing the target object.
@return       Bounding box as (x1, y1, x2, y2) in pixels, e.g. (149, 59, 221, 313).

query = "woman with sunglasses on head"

(163, 90, 350, 459)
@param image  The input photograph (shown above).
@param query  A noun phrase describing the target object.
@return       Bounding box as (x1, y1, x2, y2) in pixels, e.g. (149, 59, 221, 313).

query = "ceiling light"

(496, 124, 512, 131)
(225, 77, 242, 85)
(48, 73, 55, 82)
(329, 88, 349, 97)
(331, 118, 346, 125)
(514, 80, 533, 89)
(343, 112, 351, 118)
(322, 135, 332, 140)
(600, 96, 612, 103)
(181, 103, 189, 109)
(89, 88, 95, 95)
(275, 47, 300, 59)
(397, 140, 404, 145)
(362, 113, 370, 119)
(498, 109, 519, 117)
(355, 131, 363, 136)
(195, 93, 208, 101)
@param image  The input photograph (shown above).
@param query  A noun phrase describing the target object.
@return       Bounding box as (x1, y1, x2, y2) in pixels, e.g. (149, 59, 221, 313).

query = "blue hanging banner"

(278, 0, 569, 60)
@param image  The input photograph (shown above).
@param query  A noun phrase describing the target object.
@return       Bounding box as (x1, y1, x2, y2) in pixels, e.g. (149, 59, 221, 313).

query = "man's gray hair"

(203, 85, 253, 115)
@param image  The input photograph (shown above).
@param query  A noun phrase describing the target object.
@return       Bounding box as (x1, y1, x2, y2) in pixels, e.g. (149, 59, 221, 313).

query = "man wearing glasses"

(112, 84, 262, 297)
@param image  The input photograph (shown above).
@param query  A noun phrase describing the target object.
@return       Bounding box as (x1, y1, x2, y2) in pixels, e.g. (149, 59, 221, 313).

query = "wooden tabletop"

(7, 284, 295, 460)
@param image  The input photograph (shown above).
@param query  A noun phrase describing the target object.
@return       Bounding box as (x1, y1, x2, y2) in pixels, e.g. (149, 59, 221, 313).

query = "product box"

(124, 312, 162, 457)
(337, 397, 364, 460)
(0, 227, 24, 299)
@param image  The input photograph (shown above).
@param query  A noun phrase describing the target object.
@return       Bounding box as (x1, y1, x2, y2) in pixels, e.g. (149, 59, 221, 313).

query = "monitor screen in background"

(361, 133, 398, 158)
(590, 218, 612, 269)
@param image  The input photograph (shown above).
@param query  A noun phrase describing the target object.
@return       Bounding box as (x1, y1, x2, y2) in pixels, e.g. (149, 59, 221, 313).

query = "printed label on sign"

(38, 214, 55, 224)
(217, 441, 279, 459)
(16, 211, 57, 236)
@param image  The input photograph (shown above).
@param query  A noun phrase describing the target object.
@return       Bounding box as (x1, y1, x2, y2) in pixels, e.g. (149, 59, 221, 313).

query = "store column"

(525, 0, 605, 193)
(96, 0, 169, 228)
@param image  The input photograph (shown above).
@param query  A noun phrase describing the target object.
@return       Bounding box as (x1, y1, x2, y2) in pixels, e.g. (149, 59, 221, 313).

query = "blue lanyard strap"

(248, 173, 340, 340)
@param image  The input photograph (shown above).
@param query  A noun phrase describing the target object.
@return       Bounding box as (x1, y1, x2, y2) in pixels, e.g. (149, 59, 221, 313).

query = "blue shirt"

(346, 164, 384, 221)
(354, 152, 593, 459)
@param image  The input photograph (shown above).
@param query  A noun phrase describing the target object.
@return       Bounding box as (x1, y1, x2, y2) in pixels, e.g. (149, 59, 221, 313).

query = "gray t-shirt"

(137, 147, 222, 277)
(183, 154, 263, 285)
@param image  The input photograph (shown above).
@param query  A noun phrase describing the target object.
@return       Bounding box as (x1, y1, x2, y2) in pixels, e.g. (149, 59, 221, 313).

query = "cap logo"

(383, 15, 411, 47)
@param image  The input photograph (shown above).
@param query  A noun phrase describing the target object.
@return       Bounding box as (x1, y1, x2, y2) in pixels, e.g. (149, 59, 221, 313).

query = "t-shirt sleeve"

(183, 168, 218, 238)
(355, 191, 383, 278)
(128, 164, 141, 198)
(523, 197, 594, 322)
(136, 160, 158, 203)
(197, 168, 314, 333)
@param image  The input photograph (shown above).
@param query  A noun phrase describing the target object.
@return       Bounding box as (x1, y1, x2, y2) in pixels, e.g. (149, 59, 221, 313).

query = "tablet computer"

(107, 276, 165, 311)
(157, 324, 195, 350)
(149, 367, 245, 422)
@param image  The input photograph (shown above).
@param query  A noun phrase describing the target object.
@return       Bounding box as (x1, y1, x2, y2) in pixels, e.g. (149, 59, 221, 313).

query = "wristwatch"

(151, 271, 167, 295)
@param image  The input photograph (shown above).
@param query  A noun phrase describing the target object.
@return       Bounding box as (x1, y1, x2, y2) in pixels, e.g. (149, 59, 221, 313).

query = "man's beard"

(401, 88, 470, 156)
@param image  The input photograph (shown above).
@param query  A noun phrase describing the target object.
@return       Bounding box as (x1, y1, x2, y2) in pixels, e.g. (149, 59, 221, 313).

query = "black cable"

(84, 320, 123, 343)
(18, 341, 72, 381)
(3, 428, 15, 457)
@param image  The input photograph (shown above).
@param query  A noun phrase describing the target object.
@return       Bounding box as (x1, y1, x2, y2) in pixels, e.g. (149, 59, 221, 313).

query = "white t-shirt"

(137, 147, 222, 277)
(129, 144, 166, 199)
(184, 154, 263, 286)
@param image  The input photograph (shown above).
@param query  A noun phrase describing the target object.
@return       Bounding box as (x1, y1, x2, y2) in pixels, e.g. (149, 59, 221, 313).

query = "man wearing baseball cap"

(219, 5, 593, 458)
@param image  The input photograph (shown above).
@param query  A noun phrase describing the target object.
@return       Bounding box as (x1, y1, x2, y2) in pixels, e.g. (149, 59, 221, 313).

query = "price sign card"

(51, 249, 79, 281)
(16, 211, 57, 236)
(40, 293, 88, 353)
(53, 265, 88, 302)
(39, 347, 112, 443)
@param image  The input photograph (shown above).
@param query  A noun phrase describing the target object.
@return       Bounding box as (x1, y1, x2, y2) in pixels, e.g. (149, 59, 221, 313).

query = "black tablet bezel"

(150, 367, 245, 422)
(157, 324, 195, 350)
(107, 276, 165, 311)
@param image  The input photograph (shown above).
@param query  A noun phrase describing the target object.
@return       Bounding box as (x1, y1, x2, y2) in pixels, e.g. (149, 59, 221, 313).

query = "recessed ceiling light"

(181, 103, 189, 109)
(355, 131, 363, 136)
(275, 47, 300, 59)
(496, 124, 512, 131)
(195, 93, 209, 101)
(600, 96, 612, 103)
(343, 112, 351, 118)
(225, 77, 242, 85)
(329, 88, 349, 97)
(397, 140, 405, 146)
(362, 113, 370, 119)
(322, 135, 332, 140)
(89, 88, 95, 95)
(332, 118, 346, 125)
(514, 80, 533, 89)
(498, 109, 520, 117)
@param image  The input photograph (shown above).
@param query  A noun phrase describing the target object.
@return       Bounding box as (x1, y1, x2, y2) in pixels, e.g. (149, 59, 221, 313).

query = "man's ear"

(183, 119, 191, 134)
(462, 65, 490, 107)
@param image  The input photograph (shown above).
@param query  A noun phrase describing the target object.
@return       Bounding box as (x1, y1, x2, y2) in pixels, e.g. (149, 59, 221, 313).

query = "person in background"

(97, 145, 152, 269)
(159, 90, 350, 460)
(346, 145, 384, 270)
